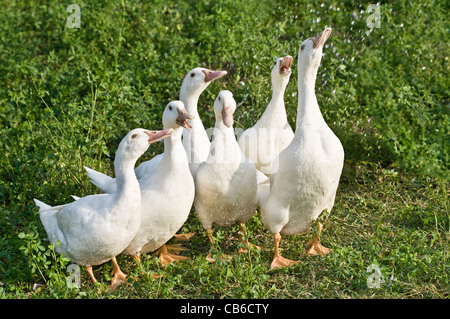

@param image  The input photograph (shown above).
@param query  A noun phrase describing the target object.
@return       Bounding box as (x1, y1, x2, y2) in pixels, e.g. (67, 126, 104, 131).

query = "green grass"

(0, 0, 448, 299)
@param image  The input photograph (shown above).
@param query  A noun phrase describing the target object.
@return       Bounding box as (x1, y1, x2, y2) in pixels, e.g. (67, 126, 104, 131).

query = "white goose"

(261, 28, 344, 269)
(238, 55, 294, 175)
(122, 101, 196, 265)
(195, 90, 259, 260)
(33, 128, 172, 288)
(84, 67, 227, 193)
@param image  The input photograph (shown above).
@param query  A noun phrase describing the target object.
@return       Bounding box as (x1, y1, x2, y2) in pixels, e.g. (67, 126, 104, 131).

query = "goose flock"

(34, 28, 344, 289)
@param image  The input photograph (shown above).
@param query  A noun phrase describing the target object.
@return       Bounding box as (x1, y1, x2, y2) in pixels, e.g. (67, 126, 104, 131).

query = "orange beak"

(222, 106, 234, 128)
(144, 129, 173, 144)
(176, 109, 194, 130)
(311, 28, 332, 49)
(279, 55, 293, 74)
(202, 69, 228, 83)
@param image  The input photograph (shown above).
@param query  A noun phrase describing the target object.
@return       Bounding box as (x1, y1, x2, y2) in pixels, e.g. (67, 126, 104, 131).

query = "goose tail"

(33, 198, 52, 211)
(84, 166, 116, 194)
(33, 198, 63, 245)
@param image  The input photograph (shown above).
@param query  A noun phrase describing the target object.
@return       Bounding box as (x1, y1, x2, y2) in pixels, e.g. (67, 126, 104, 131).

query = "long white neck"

(210, 119, 240, 164)
(295, 62, 325, 132)
(162, 126, 186, 165)
(180, 84, 202, 120)
(266, 82, 288, 118)
(180, 83, 211, 166)
(256, 76, 290, 128)
(180, 83, 209, 135)
(114, 154, 140, 197)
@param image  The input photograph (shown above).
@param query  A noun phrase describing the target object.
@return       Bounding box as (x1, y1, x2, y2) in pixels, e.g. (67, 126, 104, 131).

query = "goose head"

(214, 90, 236, 128)
(180, 67, 228, 100)
(117, 128, 173, 160)
(163, 101, 194, 131)
(271, 55, 293, 89)
(298, 27, 332, 71)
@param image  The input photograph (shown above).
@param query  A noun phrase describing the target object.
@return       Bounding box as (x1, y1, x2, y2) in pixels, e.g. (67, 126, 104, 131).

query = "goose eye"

(218, 96, 221, 101)
(168, 105, 173, 111)
(274, 61, 277, 65)
(301, 44, 305, 51)
(190, 73, 195, 77)
(131, 134, 137, 139)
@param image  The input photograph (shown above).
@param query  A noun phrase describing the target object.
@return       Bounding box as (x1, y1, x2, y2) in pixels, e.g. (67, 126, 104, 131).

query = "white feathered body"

(37, 178, 141, 266)
(195, 125, 258, 230)
(262, 116, 344, 235)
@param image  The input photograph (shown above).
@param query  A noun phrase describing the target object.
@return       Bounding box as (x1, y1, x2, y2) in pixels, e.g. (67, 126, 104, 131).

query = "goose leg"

(108, 257, 127, 290)
(165, 243, 189, 253)
(270, 232, 298, 270)
(238, 223, 261, 253)
(132, 253, 166, 278)
(306, 222, 331, 255)
(206, 228, 217, 262)
(205, 228, 232, 262)
(132, 254, 141, 263)
(156, 244, 189, 267)
(132, 254, 147, 275)
(206, 228, 215, 246)
(85, 265, 97, 285)
(173, 233, 195, 241)
(169, 232, 195, 253)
